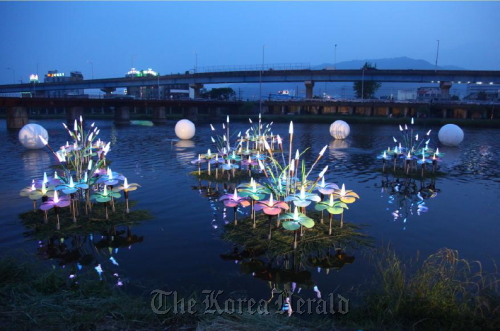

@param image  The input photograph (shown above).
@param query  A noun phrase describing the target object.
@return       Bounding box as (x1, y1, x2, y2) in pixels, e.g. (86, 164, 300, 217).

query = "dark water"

(1, 118, 499, 302)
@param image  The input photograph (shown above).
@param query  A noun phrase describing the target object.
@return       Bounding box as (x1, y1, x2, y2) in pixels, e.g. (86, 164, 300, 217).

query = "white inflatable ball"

(438, 124, 464, 146)
(18, 124, 48, 149)
(175, 119, 196, 140)
(330, 120, 350, 140)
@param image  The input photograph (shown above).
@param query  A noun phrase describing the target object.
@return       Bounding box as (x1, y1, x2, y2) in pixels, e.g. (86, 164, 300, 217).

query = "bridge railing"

(195, 62, 311, 73)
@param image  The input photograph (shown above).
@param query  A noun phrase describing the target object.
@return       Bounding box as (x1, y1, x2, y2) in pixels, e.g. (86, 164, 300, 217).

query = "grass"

(221, 211, 372, 259)
(190, 169, 265, 184)
(19, 200, 154, 240)
(1, 246, 499, 330)
(339, 247, 500, 330)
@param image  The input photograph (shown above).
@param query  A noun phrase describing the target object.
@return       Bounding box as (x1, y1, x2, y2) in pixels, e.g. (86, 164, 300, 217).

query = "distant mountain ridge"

(314, 56, 465, 70)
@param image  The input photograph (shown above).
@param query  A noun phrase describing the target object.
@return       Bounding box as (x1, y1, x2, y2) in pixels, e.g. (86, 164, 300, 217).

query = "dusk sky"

(1, 1, 499, 85)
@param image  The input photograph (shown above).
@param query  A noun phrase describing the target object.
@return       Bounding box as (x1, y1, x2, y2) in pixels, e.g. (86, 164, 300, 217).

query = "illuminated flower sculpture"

(56, 175, 89, 222)
(19, 117, 143, 230)
(254, 194, 289, 216)
(285, 186, 321, 209)
(219, 189, 250, 225)
(331, 184, 359, 204)
(112, 178, 140, 213)
(314, 177, 339, 196)
(329, 184, 359, 228)
(237, 178, 271, 227)
(91, 186, 121, 219)
(315, 194, 349, 234)
(40, 190, 71, 229)
(20, 180, 50, 211)
(278, 207, 315, 249)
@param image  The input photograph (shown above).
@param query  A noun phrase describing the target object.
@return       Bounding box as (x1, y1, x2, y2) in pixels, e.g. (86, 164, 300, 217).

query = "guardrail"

(195, 62, 311, 73)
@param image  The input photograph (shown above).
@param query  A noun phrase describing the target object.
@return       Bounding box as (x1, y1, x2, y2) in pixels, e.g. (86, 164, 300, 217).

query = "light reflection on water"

(1, 119, 499, 300)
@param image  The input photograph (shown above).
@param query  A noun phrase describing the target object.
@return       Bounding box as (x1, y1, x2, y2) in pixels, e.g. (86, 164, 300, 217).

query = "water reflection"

(22, 150, 51, 179)
(174, 139, 195, 149)
(328, 139, 350, 159)
(37, 226, 144, 285)
(376, 173, 440, 230)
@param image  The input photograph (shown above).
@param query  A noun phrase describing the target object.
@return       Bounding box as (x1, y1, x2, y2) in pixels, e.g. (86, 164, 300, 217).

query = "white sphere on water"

(329, 120, 350, 140)
(438, 124, 464, 146)
(175, 119, 196, 140)
(18, 124, 48, 149)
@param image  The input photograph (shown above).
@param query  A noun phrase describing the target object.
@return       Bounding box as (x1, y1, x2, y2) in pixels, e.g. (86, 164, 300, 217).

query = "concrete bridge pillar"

(6, 107, 28, 130)
(184, 107, 198, 121)
(210, 107, 221, 119)
(305, 81, 315, 99)
(115, 106, 131, 125)
(67, 107, 84, 126)
(440, 81, 452, 99)
(101, 87, 116, 96)
(189, 83, 204, 99)
(153, 107, 167, 125)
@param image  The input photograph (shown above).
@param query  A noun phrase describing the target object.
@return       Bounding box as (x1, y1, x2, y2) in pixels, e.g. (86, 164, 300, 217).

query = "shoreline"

(2, 113, 500, 128)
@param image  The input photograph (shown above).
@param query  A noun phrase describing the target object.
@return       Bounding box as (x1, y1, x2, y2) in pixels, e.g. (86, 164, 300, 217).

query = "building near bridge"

(417, 87, 441, 101)
(43, 70, 85, 98)
(397, 89, 417, 101)
(464, 83, 500, 100)
(125, 68, 189, 100)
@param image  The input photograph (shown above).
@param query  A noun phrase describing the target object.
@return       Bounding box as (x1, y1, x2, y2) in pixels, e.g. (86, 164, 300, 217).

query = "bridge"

(1, 69, 499, 99)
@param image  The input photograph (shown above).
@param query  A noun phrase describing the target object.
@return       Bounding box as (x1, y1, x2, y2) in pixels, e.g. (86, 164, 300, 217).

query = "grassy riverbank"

(1, 248, 498, 330)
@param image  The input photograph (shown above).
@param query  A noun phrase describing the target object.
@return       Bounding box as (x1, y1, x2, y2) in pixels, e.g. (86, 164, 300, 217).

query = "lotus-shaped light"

(315, 194, 349, 215)
(113, 177, 140, 193)
(56, 175, 89, 194)
(377, 150, 393, 161)
(91, 186, 121, 203)
(191, 154, 207, 164)
(278, 207, 315, 231)
(315, 177, 339, 195)
(285, 186, 321, 207)
(40, 189, 71, 211)
(255, 193, 289, 216)
(332, 184, 359, 204)
(220, 159, 239, 170)
(219, 188, 250, 208)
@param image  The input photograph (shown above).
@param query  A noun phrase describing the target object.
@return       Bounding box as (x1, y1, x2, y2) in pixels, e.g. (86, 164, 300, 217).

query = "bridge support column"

(67, 107, 84, 126)
(6, 107, 28, 130)
(115, 106, 131, 125)
(440, 81, 452, 99)
(153, 107, 167, 125)
(210, 107, 221, 119)
(305, 81, 315, 99)
(184, 107, 198, 121)
(189, 83, 204, 99)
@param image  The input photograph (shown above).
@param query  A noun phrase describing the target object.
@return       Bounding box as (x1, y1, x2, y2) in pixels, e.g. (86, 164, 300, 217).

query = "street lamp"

(157, 74, 160, 99)
(6, 67, 15, 84)
(87, 60, 94, 79)
(435, 40, 440, 72)
(334, 44, 337, 69)
(259, 45, 267, 113)
(361, 67, 365, 101)
(193, 52, 197, 73)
